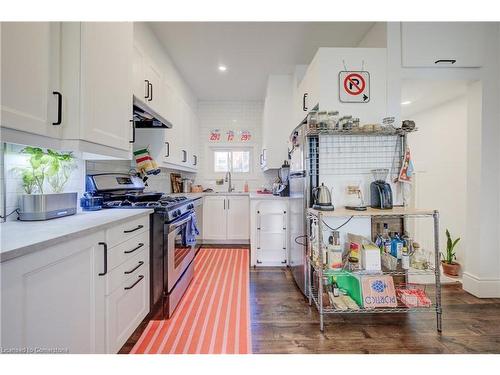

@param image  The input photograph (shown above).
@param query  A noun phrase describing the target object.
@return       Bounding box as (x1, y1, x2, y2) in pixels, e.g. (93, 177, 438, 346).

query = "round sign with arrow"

(339, 71, 370, 103)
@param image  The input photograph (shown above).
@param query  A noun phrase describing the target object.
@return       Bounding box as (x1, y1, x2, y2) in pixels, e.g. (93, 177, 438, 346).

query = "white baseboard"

(200, 239, 250, 245)
(462, 272, 500, 298)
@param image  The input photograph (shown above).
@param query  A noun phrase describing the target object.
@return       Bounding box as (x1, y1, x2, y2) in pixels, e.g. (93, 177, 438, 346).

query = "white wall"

(357, 22, 387, 48)
(194, 101, 276, 192)
(408, 95, 468, 271)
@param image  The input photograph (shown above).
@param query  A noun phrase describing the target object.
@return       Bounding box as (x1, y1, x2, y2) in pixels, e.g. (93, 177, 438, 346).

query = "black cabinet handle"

(124, 261, 144, 275)
(144, 80, 150, 99)
(182, 150, 187, 162)
(124, 242, 144, 254)
(129, 119, 135, 144)
(148, 82, 153, 102)
(303, 93, 308, 111)
(124, 225, 144, 234)
(435, 59, 456, 65)
(281, 260, 287, 264)
(256, 260, 262, 264)
(98, 242, 108, 276)
(124, 275, 144, 290)
(52, 91, 62, 125)
(165, 141, 170, 157)
(193, 155, 197, 166)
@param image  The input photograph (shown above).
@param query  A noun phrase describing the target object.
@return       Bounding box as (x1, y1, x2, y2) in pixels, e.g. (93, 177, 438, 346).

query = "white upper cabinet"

(132, 44, 163, 113)
(1, 22, 62, 139)
(77, 22, 133, 152)
(261, 75, 294, 170)
(401, 22, 486, 68)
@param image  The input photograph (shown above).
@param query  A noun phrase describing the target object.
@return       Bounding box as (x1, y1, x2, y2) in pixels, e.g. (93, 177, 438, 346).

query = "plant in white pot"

(441, 229, 461, 277)
(14, 147, 78, 221)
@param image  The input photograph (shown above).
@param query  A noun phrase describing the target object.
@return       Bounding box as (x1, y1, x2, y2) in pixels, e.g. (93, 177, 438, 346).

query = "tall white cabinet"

(1, 22, 62, 138)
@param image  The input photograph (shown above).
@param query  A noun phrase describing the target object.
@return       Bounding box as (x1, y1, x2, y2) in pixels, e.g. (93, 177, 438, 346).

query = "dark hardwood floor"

(121, 247, 500, 354)
(251, 267, 500, 354)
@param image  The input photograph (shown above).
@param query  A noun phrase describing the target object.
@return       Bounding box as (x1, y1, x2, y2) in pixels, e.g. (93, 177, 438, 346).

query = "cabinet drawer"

(106, 215, 149, 248)
(106, 270, 149, 353)
(107, 230, 149, 271)
(106, 246, 149, 296)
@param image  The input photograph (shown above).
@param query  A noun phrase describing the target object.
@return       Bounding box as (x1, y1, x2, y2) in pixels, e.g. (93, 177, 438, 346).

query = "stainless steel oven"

(165, 212, 195, 293)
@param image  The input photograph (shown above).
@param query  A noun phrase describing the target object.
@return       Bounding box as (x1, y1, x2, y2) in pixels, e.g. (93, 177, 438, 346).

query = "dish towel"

(183, 212, 200, 246)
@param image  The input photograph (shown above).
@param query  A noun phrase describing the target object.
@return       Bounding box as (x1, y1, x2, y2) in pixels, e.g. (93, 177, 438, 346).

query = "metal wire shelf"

(308, 259, 436, 277)
(309, 134, 404, 176)
(306, 127, 417, 137)
(310, 287, 437, 314)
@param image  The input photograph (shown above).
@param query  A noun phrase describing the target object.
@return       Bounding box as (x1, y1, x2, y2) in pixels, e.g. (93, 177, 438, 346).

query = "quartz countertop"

(0, 209, 154, 263)
(170, 192, 289, 200)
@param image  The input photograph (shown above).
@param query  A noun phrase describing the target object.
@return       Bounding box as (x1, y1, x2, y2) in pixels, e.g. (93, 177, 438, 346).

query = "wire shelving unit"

(306, 207, 442, 332)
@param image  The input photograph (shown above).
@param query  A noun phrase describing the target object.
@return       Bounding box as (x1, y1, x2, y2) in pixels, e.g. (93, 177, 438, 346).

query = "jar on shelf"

(317, 111, 328, 130)
(342, 115, 353, 131)
(307, 111, 318, 131)
(327, 111, 339, 130)
(352, 117, 360, 130)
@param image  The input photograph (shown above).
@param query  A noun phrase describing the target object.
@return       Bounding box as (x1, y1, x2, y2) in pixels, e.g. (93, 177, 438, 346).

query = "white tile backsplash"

(195, 101, 275, 191)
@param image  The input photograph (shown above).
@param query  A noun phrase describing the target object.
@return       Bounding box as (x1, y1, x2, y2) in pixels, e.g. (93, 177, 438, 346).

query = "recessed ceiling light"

(218, 65, 227, 72)
(401, 101, 412, 105)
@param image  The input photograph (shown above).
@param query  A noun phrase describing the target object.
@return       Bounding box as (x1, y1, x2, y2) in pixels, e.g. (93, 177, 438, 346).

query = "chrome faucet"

(225, 171, 234, 192)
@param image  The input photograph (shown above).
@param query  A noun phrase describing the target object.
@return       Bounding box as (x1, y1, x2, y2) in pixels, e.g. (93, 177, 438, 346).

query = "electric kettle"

(312, 183, 335, 211)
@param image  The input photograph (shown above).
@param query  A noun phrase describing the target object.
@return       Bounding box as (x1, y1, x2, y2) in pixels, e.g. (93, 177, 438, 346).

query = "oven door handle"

(169, 214, 192, 232)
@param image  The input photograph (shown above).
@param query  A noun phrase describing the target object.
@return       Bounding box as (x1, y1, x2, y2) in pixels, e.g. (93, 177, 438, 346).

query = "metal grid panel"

(312, 134, 403, 176)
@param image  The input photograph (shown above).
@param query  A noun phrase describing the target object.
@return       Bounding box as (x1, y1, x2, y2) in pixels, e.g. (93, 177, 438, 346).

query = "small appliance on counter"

(345, 183, 367, 211)
(312, 183, 334, 211)
(370, 169, 393, 209)
(18, 192, 78, 221)
(182, 178, 193, 193)
(80, 192, 103, 211)
(272, 160, 290, 197)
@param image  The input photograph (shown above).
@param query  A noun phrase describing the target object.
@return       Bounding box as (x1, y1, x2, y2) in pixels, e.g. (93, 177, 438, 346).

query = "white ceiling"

(149, 22, 376, 101)
(401, 80, 470, 117)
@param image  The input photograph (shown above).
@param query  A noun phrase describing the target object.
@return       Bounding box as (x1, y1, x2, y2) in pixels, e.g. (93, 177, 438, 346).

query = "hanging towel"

(183, 212, 200, 246)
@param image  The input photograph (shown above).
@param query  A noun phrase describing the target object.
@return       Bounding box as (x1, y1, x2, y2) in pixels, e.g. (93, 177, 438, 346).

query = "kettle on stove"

(312, 183, 335, 211)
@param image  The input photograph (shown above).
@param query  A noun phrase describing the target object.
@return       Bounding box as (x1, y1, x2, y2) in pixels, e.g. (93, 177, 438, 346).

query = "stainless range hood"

(133, 96, 172, 129)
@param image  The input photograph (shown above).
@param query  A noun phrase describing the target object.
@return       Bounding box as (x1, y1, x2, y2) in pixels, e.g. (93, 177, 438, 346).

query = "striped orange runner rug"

(130, 248, 252, 354)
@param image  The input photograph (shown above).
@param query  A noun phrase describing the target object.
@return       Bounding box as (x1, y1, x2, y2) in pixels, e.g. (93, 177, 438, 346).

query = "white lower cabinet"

(0, 232, 107, 353)
(0, 214, 151, 354)
(250, 200, 289, 267)
(202, 195, 249, 242)
(105, 247, 149, 354)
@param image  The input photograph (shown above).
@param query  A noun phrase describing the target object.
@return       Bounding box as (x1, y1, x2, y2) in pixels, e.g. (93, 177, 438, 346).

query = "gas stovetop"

(101, 195, 195, 222)
(102, 195, 189, 210)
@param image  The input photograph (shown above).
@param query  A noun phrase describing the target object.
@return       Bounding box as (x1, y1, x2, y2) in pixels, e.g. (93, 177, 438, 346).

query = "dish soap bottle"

(244, 181, 249, 193)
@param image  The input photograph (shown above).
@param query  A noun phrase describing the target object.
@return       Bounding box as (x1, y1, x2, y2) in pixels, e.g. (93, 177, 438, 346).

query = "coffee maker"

(273, 160, 290, 197)
(370, 169, 393, 209)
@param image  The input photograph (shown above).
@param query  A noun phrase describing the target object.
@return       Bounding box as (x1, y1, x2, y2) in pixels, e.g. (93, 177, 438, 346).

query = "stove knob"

(176, 209, 182, 217)
(172, 210, 179, 218)
(188, 203, 194, 209)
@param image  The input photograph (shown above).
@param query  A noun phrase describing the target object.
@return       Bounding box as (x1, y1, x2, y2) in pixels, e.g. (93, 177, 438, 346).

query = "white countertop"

(170, 192, 289, 200)
(0, 209, 154, 263)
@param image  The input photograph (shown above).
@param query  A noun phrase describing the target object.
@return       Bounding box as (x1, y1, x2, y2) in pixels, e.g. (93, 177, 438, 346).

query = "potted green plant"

(13, 147, 78, 221)
(441, 229, 461, 276)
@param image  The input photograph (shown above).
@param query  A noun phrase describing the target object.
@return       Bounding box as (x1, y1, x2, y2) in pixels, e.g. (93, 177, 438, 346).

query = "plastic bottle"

(382, 223, 391, 254)
(391, 233, 403, 260)
(243, 181, 249, 192)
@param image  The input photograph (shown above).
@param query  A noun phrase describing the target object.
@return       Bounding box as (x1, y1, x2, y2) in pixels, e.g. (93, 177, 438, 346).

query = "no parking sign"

(339, 71, 370, 103)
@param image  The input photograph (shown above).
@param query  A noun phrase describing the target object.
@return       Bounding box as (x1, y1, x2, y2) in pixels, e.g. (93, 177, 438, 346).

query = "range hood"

(133, 96, 172, 129)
